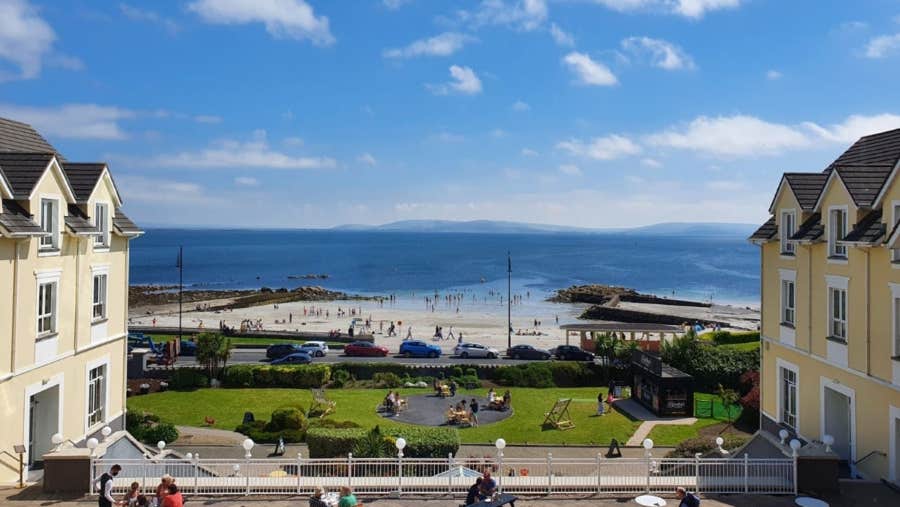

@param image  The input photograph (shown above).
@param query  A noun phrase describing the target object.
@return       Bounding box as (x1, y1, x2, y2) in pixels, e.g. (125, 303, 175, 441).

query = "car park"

(270, 352, 312, 365)
(506, 344, 552, 360)
(553, 345, 595, 361)
(344, 340, 390, 357)
(300, 341, 329, 357)
(399, 340, 442, 358)
(453, 342, 500, 359)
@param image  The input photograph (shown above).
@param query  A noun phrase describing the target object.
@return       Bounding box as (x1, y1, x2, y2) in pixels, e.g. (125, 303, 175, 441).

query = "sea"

(130, 229, 761, 309)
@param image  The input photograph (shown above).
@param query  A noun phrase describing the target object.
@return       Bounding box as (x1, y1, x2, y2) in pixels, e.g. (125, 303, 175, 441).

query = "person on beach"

(447, 326, 455, 341)
(406, 326, 413, 340)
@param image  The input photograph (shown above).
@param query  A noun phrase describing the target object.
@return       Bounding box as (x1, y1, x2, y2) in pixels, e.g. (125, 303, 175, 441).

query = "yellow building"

(0, 118, 142, 484)
(751, 127, 900, 484)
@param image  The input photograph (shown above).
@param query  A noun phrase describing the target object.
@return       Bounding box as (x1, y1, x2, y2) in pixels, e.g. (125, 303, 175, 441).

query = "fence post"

(347, 452, 353, 489)
(398, 452, 403, 496)
(141, 458, 146, 495)
(546, 452, 553, 495)
(89, 455, 95, 495)
(297, 452, 303, 495)
(193, 453, 199, 495)
(792, 454, 798, 496)
(596, 452, 602, 494)
(743, 453, 749, 494)
(645, 453, 651, 494)
(245, 455, 251, 496)
(497, 451, 504, 493)
(694, 453, 701, 494)
(448, 453, 454, 495)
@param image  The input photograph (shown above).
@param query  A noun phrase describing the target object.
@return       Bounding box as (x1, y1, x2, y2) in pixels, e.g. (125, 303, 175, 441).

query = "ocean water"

(130, 229, 760, 307)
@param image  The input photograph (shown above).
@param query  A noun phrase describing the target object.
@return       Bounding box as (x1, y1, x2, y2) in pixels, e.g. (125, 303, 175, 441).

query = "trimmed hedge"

(492, 362, 606, 388)
(307, 426, 459, 458)
(662, 340, 759, 391)
(709, 331, 760, 346)
(222, 364, 331, 388)
(168, 368, 209, 390)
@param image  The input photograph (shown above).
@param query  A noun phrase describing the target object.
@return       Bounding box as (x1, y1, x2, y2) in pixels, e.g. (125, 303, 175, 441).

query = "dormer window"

(39, 198, 59, 251)
(780, 210, 796, 255)
(829, 207, 848, 259)
(94, 202, 109, 248)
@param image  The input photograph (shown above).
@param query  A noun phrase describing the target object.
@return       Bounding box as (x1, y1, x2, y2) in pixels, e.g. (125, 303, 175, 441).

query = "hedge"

(222, 364, 331, 388)
(709, 331, 760, 346)
(662, 341, 759, 391)
(492, 362, 606, 388)
(168, 368, 209, 390)
(306, 426, 459, 458)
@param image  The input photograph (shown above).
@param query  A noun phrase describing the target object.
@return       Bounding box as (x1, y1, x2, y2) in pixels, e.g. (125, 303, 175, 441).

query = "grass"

(127, 387, 640, 446)
(645, 418, 722, 446)
(718, 341, 760, 352)
(145, 334, 346, 348)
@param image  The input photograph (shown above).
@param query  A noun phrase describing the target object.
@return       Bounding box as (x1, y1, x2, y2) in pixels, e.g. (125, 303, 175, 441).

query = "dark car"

(270, 352, 312, 365)
(266, 343, 304, 360)
(344, 340, 390, 357)
(554, 345, 595, 361)
(506, 344, 552, 360)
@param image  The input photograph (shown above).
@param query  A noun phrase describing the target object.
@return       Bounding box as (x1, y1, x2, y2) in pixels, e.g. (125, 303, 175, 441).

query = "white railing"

(91, 453, 795, 497)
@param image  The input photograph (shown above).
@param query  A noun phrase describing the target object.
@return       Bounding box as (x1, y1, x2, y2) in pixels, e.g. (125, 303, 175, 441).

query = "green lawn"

(718, 341, 760, 352)
(645, 418, 722, 446)
(127, 387, 640, 446)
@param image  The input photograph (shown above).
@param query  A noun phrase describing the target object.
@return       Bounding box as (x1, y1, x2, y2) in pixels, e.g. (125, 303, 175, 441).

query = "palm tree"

(195, 332, 232, 381)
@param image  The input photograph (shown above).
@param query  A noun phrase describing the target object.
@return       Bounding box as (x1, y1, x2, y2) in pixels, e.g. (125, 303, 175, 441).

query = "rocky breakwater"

(548, 284, 710, 308)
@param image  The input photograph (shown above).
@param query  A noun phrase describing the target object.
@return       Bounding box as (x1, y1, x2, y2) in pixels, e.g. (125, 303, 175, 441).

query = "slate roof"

(0, 199, 44, 236)
(783, 173, 828, 210)
(62, 163, 105, 202)
(843, 209, 886, 244)
(832, 164, 894, 208)
(827, 128, 900, 170)
(749, 216, 777, 242)
(113, 209, 143, 235)
(65, 203, 99, 235)
(0, 152, 56, 198)
(0, 117, 58, 154)
(790, 212, 824, 243)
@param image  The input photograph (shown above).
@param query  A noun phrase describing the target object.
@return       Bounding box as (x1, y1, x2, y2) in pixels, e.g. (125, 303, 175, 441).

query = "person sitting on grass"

(675, 486, 700, 507)
(465, 477, 483, 505)
(338, 485, 357, 507)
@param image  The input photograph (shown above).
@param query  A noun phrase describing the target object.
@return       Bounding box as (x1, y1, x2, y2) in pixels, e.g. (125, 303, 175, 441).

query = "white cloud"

(117, 175, 220, 205)
(0, 0, 73, 81)
(621, 36, 695, 70)
(556, 134, 641, 160)
(802, 114, 900, 144)
(283, 136, 304, 147)
(864, 33, 900, 58)
(766, 69, 782, 80)
(383, 0, 412, 9)
(235, 176, 259, 186)
(641, 157, 662, 168)
(383, 32, 476, 58)
(193, 114, 223, 124)
(645, 115, 812, 157)
(188, 0, 334, 46)
(549, 23, 574, 47)
(0, 103, 135, 139)
(357, 152, 377, 166)
(562, 52, 617, 86)
(149, 129, 336, 169)
(558, 164, 582, 176)
(592, 0, 741, 19)
(119, 3, 180, 34)
(427, 65, 483, 95)
(490, 128, 507, 138)
(512, 100, 531, 112)
(460, 0, 548, 31)
(521, 148, 539, 157)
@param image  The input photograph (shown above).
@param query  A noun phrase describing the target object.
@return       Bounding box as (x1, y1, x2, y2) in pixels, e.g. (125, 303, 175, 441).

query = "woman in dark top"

(465, 477, 483, 505)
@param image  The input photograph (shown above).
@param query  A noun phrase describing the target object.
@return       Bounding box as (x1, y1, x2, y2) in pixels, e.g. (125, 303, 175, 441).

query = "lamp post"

(101, 426, 112, 442)
(242, 438, 254, 459)
(507, 252, 511, 350)
(51, 433, 64, 451)
(642, 438, 654, 494)
(396, 437, 406, 496)
(495, 438, 506, 493)
(822, 434, 834, 453)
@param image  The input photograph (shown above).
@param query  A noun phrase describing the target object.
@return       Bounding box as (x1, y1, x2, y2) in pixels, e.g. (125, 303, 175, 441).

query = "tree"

(195, 332, 232, 380)
(352, 426, 394, 458)
(717, 384, 740, 428)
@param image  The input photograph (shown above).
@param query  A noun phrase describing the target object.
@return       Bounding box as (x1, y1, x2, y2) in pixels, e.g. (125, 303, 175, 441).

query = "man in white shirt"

(94, 464, 122, 507)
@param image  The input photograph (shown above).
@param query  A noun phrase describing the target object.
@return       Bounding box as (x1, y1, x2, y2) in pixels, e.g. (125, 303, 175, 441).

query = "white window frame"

(777, 358, 799, 430)
(780, 209, 796, 255)
(782, 279, 795, 326)
(85, 355, 110, 432)
(38, 197, 60, 252)
(35, 269, 61, 338)
(93, 202, 109, 249)
(828, 205, 849, 260)
(826, 275, 849, 342)
(92, 272, 108, 321)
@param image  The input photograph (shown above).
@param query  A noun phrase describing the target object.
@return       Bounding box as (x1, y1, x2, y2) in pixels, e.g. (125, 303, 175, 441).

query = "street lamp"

(789, 439, 802, 457)
(51, 433, 64, 451)
(242, 438, 254, 459)
(395, 437, 406, 458)
(822, 434, 834, 453)
(101, 426, 112, 441)
(157, 441, 166, 452)
(495, 438, 506, 493)
(86, 438, 99, 458)
(642, 438, 654, 456)
(778, 429, 789, 445)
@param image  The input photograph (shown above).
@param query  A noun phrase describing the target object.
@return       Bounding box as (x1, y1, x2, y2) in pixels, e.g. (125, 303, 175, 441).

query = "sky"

(3, 0, 900, 229)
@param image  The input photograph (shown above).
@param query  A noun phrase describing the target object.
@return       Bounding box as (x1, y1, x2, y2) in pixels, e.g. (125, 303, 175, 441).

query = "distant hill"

(332, 220, 756, 236)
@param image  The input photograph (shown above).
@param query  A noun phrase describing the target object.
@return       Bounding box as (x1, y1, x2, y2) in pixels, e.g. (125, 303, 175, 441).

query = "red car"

(343, 340, 390, 357)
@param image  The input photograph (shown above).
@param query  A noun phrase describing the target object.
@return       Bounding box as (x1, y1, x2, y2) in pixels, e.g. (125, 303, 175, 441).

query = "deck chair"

(309, 388, 336, 418)
(542, 398, 575, 430)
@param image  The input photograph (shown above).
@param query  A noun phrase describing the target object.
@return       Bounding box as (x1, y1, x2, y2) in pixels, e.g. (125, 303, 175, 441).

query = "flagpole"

(178, 245, 183, 342)
(507, 251, 511, 350)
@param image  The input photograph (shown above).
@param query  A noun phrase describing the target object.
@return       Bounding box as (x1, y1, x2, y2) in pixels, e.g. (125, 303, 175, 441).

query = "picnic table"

(470, 493, 518, 507)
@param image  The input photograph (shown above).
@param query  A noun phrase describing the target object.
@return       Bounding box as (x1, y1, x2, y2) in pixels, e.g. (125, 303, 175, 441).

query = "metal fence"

(91, 453, 796, 497)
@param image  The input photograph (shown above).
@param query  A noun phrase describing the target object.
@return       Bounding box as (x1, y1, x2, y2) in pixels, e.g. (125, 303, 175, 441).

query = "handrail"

(853, 450, 886, 466)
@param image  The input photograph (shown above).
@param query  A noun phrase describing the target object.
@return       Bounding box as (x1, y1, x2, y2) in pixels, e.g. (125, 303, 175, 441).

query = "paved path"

(378, 394, 513, 427)
(613, 399, 697, 446)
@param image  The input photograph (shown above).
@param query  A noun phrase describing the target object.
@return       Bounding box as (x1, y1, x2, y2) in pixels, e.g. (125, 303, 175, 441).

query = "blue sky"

(3, 0, 900, 228)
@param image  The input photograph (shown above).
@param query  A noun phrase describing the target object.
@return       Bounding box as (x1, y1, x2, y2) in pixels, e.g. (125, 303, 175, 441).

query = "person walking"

(95, 464, 122, 507)
(597, 391, 605, 416)
(469, 398, 479, 427)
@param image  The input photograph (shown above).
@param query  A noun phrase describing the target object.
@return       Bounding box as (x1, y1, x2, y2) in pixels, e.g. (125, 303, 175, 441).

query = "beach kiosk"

(630, 349, 694, 417)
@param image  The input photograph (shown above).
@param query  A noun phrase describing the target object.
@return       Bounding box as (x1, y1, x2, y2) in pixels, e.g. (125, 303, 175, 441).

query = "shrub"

(143, 423, 179, 445)
(661, 339, 758, 391)
(306, 426, 459, 458)
(168, 368, 209, 390)
(222, 364, 331, 388)
(331, 369, 352, 388)
(667, 434, 749, 458)
(373, 372, 402, 388)
(268, 407, 307, 431)
(236, 420, 305, 443)
(710, 331, 760, 346)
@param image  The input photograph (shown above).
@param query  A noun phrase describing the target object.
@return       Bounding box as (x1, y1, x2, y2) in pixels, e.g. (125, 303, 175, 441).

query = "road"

(174, 348, 545, 367)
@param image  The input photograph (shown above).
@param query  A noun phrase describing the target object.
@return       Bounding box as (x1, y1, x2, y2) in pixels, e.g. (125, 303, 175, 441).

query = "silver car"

(300, 341, 329, 357)
(454, 342, 500, 359)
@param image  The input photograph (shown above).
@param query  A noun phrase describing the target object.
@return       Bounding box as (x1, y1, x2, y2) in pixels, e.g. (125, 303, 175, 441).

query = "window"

(37, 281, 56, 335)
(780, 211, 796, 254)
(39, 198, 58, 250)
(781, 280, 795, 325)
(829, 208, 848, 258)
(829, 287, 848, 340)
(92, 274, 107, 320)
(94, 203, 109, 248)
(87, 365, 106, 427)
(780, 367, 797, 429)
(894, 294, 900, 358)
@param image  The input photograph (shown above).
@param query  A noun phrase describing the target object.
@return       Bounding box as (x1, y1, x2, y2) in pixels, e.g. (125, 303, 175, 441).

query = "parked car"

(399, 340, 442, 358)
(270, 352, 312, 365)
(300, 341, 329, 357)
(266, 343, 305, 360)
(506, 344, 552, 360)
(344, 340, 390, 357)
(178, 339, 197, 356)
(454, 342, 500, 359)
(553, 345, 595, 361)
